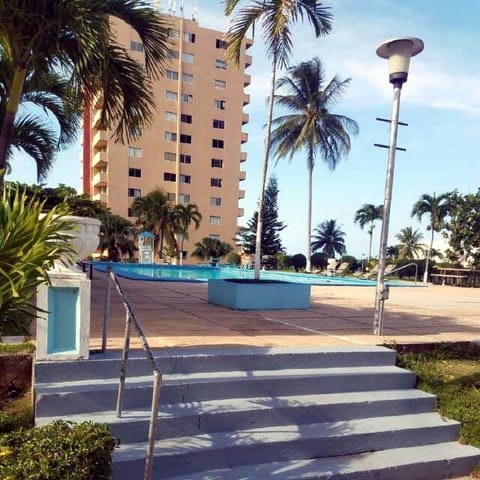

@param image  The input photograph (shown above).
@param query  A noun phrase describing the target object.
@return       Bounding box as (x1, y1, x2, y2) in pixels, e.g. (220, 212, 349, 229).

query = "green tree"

(97, 212, 135, 261)
(395, 226, 424, 260)
(192, 237, 233, 264)
(386, 245, 399, 260)
(130, 189, 172, 259)
(411, 192, 450, 282)
(225, 0, 332, 278)
(237, 175, 286, 256)
(354, 203, 384, 263)
(0, 0, 169, 187)
(311, 219, 346, 258)
(170, 203, 202, 265)
(444, 190, 480, 265)
(270, 57, 358, 272)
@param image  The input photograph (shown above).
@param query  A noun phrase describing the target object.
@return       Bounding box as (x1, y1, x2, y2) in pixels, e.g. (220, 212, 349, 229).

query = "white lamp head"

(376, 37, 424, 85)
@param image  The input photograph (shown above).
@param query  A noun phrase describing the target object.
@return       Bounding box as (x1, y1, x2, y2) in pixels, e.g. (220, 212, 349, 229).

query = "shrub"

(311, 252, 327, 269)
(291, 253, 306, 272)
(0, 420, 117, 479)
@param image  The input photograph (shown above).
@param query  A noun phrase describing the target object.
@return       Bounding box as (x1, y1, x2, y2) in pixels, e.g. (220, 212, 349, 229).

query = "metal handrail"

(386, 262, 418, 284)
(104, 267, 161, 480)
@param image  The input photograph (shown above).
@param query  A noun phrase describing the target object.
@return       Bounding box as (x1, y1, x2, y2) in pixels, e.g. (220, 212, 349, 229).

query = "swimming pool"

(92, 262, 384, 286)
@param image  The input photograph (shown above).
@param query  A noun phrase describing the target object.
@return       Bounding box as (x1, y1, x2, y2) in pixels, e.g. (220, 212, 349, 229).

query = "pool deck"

(89, 272, 480, 350)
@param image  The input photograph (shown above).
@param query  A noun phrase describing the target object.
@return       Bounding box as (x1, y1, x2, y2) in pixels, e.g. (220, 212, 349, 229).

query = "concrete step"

(162, 442, 480, 480)
(34, 346, 396, 382)
(36, 389, 436, 443)
(35, 365, 415, 417)
(111, 413, 461, 479)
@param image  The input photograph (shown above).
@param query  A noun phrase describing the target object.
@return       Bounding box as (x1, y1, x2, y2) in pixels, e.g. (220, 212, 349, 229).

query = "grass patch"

(0, 390, 34, 434)
(397, 343, 480, 450)
(0, 342, 35, 354)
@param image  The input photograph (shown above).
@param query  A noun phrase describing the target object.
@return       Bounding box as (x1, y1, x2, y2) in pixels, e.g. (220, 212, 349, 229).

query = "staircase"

(34, 346, 480, 479)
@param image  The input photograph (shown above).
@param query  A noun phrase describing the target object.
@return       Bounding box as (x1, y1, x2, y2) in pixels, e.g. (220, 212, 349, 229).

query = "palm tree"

(130, 189, 172, 260)
(98, 212, 135, 261)
(225, 0, 332, 279)
(0, 57, 81, 180)
(395, 227, 424, 260)
(354, 204, 384, 263)
(386, 245, 399, 261)
(411, 192, 450, 283)
(311, 219, 346, 258)
(270, 57, 359, 272)
(192, 237, 233, 264)
(0, 0, 169, 186)
(170, 203, 202, 265)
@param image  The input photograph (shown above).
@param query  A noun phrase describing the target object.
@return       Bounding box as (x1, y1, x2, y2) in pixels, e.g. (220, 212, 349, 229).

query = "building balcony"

(239, 170, 246, 181)
(240, 151, 247, 163)
(238, 189, 245, 199)
(246, 38, 253, 50)
(244, 54, 252, 68)
(92, 93, 103, 109)
(93, 129, 108, 148)
(241, 132, 248, 144)
(92, 109, 103, 129)
(243, 94, 250, 106)
(244, 74, 251, 87)
(92, 150, 108, 168)
(242, 113, 250, 125)
(93, 192, 108, 204)
(237, 207, 244, 217)
(92, 171, 107, 186)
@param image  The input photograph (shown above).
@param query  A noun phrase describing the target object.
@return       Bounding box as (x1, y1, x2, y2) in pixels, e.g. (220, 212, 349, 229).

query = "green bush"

(291, 253, 306, 272)
(0, 420, 117, 479)
(0, 394, 33, 434)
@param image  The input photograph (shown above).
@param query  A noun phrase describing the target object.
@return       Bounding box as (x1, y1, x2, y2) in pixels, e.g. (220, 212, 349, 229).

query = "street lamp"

(373, 37, 424, 336)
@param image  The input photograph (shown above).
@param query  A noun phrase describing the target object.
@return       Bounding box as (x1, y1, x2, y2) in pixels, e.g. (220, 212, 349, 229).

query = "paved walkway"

(90, 273, 480, 351)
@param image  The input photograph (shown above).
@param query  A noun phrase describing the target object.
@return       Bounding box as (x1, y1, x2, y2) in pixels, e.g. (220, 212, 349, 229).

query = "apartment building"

(82, 14, 252, 263)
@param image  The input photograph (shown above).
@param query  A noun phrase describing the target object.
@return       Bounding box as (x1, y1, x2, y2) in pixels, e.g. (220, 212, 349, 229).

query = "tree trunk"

(0, 66, 28, 189)
(368, 230, 373, 263)
(305, 164, 313, 273)
(424, 227, 434, 283)
(253, 52, 277, 280)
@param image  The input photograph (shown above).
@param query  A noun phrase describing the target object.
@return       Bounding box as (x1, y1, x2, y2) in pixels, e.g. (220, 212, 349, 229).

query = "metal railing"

(103, 267, 161, 480)
(386, 262, 418, 284)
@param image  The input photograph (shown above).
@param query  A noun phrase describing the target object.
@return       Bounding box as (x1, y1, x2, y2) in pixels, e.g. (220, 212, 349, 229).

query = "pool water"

(92, 263, 381, 286)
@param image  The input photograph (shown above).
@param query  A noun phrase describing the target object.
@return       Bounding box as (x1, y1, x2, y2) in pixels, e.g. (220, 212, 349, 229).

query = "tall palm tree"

(170, 203, 202, 265)
(395, 227, 424, 260)
(0, 55, 81, 180)
(411, 192, 450, 283)
(130, 189, 172, 260)
(354, 203, 384, 263)
(270, 57, 359, 272)
(192, 237, 233, 264)
(225, 0, 332, 279)
(311, 219, 346, 258)
(0, 0, 169, 186)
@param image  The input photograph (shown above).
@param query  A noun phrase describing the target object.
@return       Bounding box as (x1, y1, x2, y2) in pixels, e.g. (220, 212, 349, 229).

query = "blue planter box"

(208, 279, 311, 310)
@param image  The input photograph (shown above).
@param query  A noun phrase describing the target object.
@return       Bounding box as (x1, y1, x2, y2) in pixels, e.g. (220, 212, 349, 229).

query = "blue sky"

(8, 0, 480, 258)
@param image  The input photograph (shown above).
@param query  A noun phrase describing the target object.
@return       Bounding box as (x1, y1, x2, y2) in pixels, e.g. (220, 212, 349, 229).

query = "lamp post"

(373, 37, 424, 336)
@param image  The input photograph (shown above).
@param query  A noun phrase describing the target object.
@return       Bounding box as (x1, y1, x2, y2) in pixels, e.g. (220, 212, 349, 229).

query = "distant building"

(81, 14, 252, 263)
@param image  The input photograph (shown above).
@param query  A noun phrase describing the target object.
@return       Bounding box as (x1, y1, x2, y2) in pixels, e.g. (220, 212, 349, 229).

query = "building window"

(211, 178, 222, 188)
(164, 172, 176, 182)
(179, 193, 191, 203)
(167, 49, 179, 60)
(129, 126, 142, 137)
(128, 188, 141, 197)
(209, 215, 221, 225)
(216, 39, 227, 49)
(99, 186, 107, 194)
(180, 134, 192, 144)
(182, 93, 193, 103)
(212, 139, 224, 149)
(211, 158, 223, 168)
(213, 119, 224, 129)
(215, 59, 227, 70)
(210, 197, 222, 206)
(209, 234, 220, 240)
(180, 154, 191, 164)
(168, 28, 179, 39)
(184, 31, 196, 43)
(167, 192, 176, 201)
(166, 69, 178, 80)
(165, 111, 177, 122)
(128, 168, 141, 178)
(164, 152, 176, 161)
(181, 251, 187, 259)
(214, 99, 225, 110)
(128, 146, 142, 158)
(165, 131, 177, 141)
(128, 208, 133, 217)
(130, 40, 144, 52)
(180, 174, 191, 184)
(181, 113, 192, 124)
(182, 52, 194, 63)
(165, 90, 178, 101)
(182, 73, 194, 83)
(214, 79, 226, 89)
